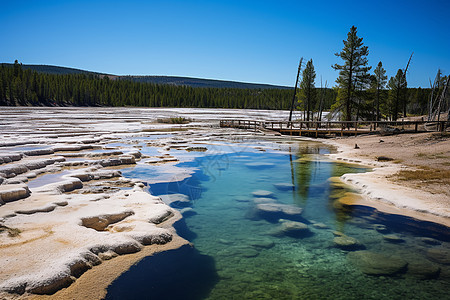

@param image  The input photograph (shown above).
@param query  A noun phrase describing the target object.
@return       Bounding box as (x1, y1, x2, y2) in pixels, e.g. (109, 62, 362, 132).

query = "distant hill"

(120, 76, 291, 89)
(1, 63, 291, 89)
(1, 63, 106, 76)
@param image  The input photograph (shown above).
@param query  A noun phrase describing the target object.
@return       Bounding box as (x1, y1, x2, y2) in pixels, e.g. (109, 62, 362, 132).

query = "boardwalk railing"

(219, 119, 449, 137)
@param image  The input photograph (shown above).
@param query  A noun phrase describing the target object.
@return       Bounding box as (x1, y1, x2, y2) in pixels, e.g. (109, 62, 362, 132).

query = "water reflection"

(106, 245, 218, 300)
(109, 141, 449, 299)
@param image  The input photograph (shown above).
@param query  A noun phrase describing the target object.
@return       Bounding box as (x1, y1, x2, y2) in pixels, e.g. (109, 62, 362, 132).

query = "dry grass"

(415, 152, 448, 159)
(156, 117, 191, 124)
(393, 168, 450, 185)
(429, 132, 450, 140)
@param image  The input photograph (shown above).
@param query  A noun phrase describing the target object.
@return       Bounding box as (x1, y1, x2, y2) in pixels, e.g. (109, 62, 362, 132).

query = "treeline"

(296, 26, 446, 121)
(330, 26, 446, 121)
(0, 61, 337, 110)
(0, 56, 442, 119)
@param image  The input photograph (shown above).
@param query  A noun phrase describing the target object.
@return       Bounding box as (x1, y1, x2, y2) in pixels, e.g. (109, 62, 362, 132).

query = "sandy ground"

(324, 131, 450, 226)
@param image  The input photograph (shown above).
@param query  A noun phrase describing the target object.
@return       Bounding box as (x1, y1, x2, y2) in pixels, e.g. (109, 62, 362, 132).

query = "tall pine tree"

(299, 59, 316, 121)
(373, 61, 387, 121)
(387, 69, 407, 121)
(332, 26, 371, 122)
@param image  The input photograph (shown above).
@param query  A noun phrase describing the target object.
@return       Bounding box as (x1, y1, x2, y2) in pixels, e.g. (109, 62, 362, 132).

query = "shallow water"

(28, 170, 72, 188)
(108, 140, 450, 299)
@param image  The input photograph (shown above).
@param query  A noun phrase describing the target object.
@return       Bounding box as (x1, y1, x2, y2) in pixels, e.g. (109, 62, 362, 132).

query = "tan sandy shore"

(322, 132, 450, 227)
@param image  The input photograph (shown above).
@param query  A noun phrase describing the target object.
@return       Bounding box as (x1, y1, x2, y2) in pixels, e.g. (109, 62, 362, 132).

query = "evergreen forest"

(0, 61, 335, 110)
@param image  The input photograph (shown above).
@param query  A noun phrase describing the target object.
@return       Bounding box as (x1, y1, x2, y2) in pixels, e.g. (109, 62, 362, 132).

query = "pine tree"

(387, 69, 407, 121)
(299, 59, 316, 121)
(373, 61, 387, 121)
(332, 26, 371, 122)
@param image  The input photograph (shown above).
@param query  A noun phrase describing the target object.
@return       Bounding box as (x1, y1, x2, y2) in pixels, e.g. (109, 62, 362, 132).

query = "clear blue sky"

(1, 0, 449, 87)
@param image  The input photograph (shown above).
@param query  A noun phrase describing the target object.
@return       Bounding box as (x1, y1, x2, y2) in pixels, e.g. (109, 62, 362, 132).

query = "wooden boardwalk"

(220, 119, 449, 137)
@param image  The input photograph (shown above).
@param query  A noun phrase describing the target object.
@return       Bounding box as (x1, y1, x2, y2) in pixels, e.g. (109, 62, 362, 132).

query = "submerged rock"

(159, 194, 191, 207)
(373, 224, 389, 233)
(234, 195, 251, 202)
(273, 182, 295, 191)
(419, 237, 441, 246)
(248, 238, 275, 249)
(333, 235, 364, 250)
(347, 251, 407, 275)
(253, 197, 276, 204)
(407, 261, 441, 279)
(255, 203, 303, 221)
(218, 245, 260, 258)
(426, 247, 450, 265)
(383, 234, 405, 243)
(179, 207, 196, 217)
(269, 221, 311, 238)
(245, 162, 275, 169)
(252, 190, 275, 198)
(312, 222, 329, 229)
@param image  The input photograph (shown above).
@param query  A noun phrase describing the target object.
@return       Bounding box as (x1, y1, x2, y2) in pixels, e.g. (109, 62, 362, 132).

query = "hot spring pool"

(107, 141, 450, 299)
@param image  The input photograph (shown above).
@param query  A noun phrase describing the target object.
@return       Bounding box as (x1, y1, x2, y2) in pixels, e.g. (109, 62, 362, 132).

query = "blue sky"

(1, 0, 449, 87)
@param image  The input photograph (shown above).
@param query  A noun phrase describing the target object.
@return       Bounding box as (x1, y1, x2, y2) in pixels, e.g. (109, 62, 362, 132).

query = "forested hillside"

(1, 63, 106, 76)
(121, 76, 291, 89)
(1, 63, 290, 89)
(0, 60, 436, 119)
(1, 61, 313, 109)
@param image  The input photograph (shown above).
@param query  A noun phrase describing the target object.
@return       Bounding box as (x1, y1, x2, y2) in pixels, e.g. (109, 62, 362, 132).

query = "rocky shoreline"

(322, 134, 450, 227)
(1, 107, 448, 298)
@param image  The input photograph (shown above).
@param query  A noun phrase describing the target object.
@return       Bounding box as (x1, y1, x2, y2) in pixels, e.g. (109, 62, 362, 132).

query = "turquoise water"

(107, 141, 450, 299)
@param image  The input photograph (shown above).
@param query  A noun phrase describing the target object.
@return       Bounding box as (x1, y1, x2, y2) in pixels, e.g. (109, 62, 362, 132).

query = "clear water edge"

(106, 138, 450, 300)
